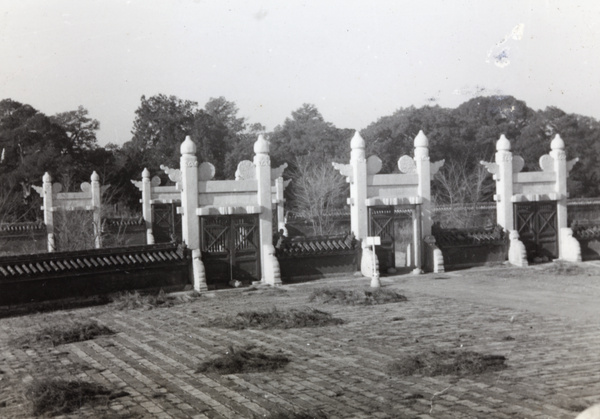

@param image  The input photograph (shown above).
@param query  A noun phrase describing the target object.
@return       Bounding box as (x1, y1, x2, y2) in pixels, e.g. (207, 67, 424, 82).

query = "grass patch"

(211, 307, 344, 329)
(388, 349, 507, 377)
(110, 289, 199, 310)
(197, 345, 289, 374)
(540, 261, 585, 276)
(12, 320, 114, 348)
(308, 287, 407, 305)
(25, 378, 114, 416)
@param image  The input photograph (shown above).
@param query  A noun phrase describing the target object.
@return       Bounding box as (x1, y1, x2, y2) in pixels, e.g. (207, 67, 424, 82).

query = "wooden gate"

(368, 206, 395, 273)
(200, 215, 260, 286)
(152, 203, 182, 243)
(514, 201, 558, 262)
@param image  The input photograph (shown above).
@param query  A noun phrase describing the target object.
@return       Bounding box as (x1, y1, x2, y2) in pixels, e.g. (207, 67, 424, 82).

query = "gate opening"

(200, 215, 261, 288)
(514, 201, 558, 262)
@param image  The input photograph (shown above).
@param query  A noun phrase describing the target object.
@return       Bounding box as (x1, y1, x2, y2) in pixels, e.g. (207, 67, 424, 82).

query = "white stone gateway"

(132, 135, 289, 292)
(333, 131, 444, 278)
(32, 172, 109, 252)
(480, 134, 580, 264)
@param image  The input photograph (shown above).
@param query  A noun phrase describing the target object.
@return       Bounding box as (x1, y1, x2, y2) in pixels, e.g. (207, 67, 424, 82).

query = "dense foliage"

(1, 94, 599, 223)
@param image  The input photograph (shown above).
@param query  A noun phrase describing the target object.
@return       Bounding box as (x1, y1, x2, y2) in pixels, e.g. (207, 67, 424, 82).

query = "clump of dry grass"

(388, 349, 507, 377)
(211, 307, 344, 330)
(197, 345, 289, 375)
(25, 379, 113, 416)
(12, 320, 114, 348)
(541, 261, 585, 276)
(110, 289, 199, 310)
(267, 410, 328, 419)
(308, 287, 407, 305)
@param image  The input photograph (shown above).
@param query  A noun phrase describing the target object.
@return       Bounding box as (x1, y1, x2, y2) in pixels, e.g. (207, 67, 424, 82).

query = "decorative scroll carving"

(101, 185, 110, 194)
(130, 180, 142, 190)
(160, 165, 182, 183)
(431, 159, 445, 176)
(332, 162, 352, 179)
(283, 179, 292, 189)
(271, 163, 288, 179)
(235, 160, 255, 180)
(539, 154, 554, 172)
(554, 150, 567, 161)
(198, 162, 216, 180)
(512, 155, 525, 173)
(31, 185, 43, 197)
(398, 155, 416, 174)
(567, 158, 579, 173)
(256, 156, 271, 166)
(480, 160, 499, 175)
(366, 155, 382, 175)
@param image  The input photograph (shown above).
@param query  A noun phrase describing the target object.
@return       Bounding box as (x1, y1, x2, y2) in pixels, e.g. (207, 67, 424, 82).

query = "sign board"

(365, 236, 381, 246)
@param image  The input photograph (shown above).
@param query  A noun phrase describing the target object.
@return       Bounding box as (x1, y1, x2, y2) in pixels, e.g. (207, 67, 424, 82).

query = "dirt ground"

(1, 261, 599, 418)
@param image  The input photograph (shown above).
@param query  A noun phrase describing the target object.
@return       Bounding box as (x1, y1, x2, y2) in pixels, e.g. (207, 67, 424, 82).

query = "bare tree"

(433, 160, 495, 228)
(289, 156, 347, 236)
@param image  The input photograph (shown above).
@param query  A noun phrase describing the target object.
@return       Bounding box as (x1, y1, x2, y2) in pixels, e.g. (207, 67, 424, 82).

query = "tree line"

(1, 94, 599, 223)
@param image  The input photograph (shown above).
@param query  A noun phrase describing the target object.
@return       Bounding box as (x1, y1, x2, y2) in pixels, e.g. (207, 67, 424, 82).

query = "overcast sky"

(1, 0, 599, 146)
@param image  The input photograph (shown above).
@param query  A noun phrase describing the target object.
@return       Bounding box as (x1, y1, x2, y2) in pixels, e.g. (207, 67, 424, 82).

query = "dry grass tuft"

(12, 320, 114, 348)
(25, 378, 113, 416)
(267, 410, 328, 419)
(197, 345, 289, 375)
(308, 287, 407, 305)
(541, 261, 585, 276)
(211, 307, 344, 330)
(110, 289, 200, 310)
(388, 349, 507, 377)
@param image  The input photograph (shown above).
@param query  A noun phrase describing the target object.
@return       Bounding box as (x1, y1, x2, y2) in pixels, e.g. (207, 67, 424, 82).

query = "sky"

(1, 0, 599, 146)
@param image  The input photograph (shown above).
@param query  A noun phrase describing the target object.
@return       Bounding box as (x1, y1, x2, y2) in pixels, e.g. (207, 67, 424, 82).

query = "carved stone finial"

(551, 134, 565, 151)
(513, 155, 525, 173)
(539, 154, 554, 172)
(366, 155, 382, 174)
(254, 134, 269, 154)
(180, 135, 196, 155)
(398, 155, 416, 174)
(142, 168, 150, 178)
(414, 130, 429, 148)
(497, 134, 511, 151)
(350, 131, 365, 150)
(80, 182, 91, 192)
(198, 162, 216, 180)
(91, 171, 99, 182)
(236, 160, 255, 180)
(43, 172, 52, 183)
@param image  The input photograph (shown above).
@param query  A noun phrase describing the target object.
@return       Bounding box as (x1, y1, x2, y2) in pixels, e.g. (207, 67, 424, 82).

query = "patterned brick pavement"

(1, 262, 599, 418)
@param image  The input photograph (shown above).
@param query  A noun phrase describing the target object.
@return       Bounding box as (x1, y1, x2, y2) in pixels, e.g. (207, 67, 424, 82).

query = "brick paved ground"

(1, 261, 599, 418)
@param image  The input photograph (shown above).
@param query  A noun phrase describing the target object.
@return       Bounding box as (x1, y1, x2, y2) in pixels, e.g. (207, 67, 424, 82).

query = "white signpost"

(366, 236, 381, 288)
